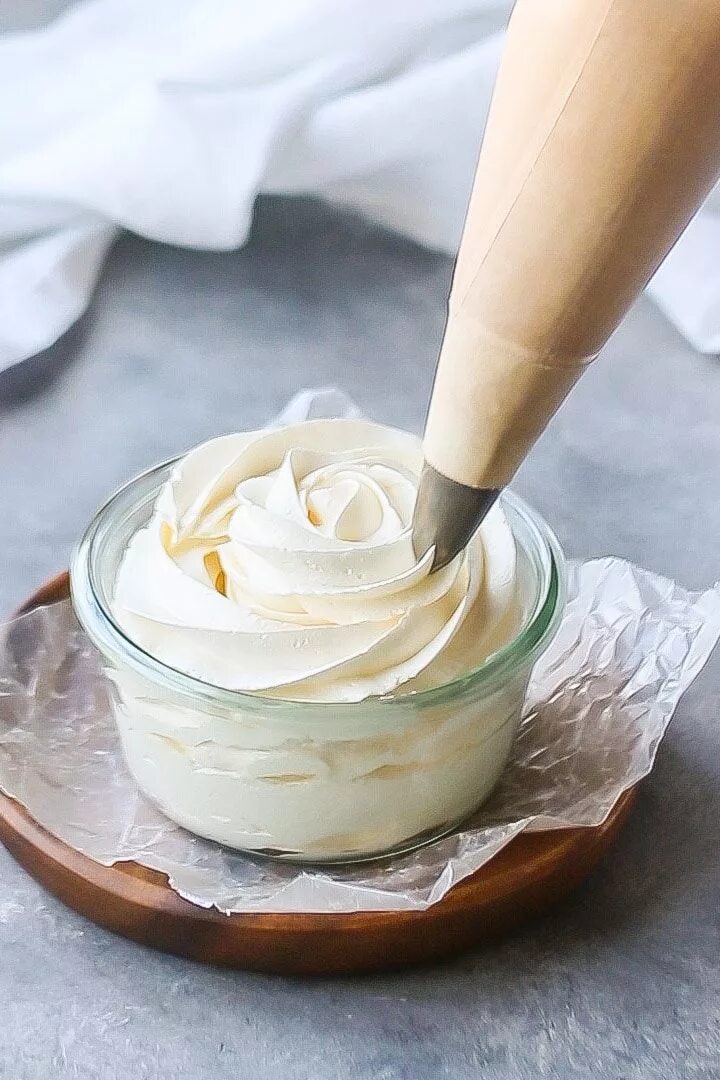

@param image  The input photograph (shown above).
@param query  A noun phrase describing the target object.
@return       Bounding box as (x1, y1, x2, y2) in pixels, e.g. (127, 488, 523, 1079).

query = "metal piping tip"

(412, 463, 499, 570)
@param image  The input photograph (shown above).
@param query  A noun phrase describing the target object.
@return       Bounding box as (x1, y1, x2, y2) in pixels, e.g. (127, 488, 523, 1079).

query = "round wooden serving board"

(0, 573, 637, 975)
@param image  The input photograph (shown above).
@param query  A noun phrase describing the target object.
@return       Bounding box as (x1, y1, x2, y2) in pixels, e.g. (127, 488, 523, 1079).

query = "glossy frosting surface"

(113, 419, 521, 702)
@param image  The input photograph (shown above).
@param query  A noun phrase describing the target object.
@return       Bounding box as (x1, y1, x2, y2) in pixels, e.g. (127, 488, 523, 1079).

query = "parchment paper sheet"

(2, 389, 719, 913)
(1, 558, 718, 913)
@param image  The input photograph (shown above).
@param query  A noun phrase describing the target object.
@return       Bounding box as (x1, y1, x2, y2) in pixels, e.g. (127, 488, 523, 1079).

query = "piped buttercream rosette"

(114, 419, 521, 702)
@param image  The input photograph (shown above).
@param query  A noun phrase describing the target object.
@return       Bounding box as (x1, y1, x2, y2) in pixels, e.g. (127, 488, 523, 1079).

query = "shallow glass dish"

(71, 460, 566, 864)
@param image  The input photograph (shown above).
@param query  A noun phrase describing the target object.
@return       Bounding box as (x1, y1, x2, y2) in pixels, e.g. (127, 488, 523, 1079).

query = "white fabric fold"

(648, 207, 720, 355)
(1, 0, 718, 370)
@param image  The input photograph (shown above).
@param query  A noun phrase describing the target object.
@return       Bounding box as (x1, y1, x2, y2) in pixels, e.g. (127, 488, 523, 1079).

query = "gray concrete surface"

(1, 196, 720, 1079)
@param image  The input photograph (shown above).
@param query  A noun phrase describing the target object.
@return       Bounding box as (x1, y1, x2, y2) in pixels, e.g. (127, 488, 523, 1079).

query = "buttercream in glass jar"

(71, 419, 565, 861)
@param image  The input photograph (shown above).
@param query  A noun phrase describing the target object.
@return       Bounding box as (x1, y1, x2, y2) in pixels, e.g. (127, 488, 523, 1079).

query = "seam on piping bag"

(456, 0, 616, 309)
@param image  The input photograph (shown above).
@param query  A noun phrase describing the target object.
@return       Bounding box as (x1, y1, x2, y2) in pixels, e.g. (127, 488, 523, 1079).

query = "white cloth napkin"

(1, 0, 719, 371)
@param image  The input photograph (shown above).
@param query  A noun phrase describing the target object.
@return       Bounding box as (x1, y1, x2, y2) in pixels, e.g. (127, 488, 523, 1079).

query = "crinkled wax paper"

(1, 389, 720, 913)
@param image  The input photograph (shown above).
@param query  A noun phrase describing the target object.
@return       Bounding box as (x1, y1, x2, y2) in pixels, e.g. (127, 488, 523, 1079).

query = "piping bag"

(412, 0, 720, 568)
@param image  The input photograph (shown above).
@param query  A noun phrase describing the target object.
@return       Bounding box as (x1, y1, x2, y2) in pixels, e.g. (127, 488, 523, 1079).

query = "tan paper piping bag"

(423, 0, 720, 495)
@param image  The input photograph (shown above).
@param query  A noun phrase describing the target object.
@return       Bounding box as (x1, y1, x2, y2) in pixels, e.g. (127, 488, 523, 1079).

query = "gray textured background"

(2, 6, 720, 1076)
(1, 197, 719, 1080)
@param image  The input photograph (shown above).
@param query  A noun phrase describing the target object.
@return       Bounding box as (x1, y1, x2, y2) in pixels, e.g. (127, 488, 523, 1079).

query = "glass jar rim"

(71, 457, 567, 712)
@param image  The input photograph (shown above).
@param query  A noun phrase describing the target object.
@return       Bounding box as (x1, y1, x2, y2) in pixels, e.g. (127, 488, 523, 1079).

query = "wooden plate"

(0, 573, 637, 975)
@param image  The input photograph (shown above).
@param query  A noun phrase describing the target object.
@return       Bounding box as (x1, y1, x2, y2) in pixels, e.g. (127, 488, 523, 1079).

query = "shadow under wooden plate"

(0, 573, 637, 975)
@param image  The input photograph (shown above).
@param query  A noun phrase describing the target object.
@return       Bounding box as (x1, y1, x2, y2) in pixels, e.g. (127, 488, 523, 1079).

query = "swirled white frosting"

(112, 419, 521, 702)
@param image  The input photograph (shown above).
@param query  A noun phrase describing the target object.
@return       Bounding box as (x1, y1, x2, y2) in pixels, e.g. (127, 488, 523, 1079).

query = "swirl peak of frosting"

(113, 419, 521, 702)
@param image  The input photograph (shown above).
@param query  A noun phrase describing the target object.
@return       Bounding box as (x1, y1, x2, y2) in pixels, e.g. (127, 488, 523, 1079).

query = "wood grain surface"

(0, 573, 637, 975)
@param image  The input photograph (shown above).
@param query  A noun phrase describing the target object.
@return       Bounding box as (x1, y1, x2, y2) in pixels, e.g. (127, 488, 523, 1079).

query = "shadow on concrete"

(0, 316, 89, 409)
